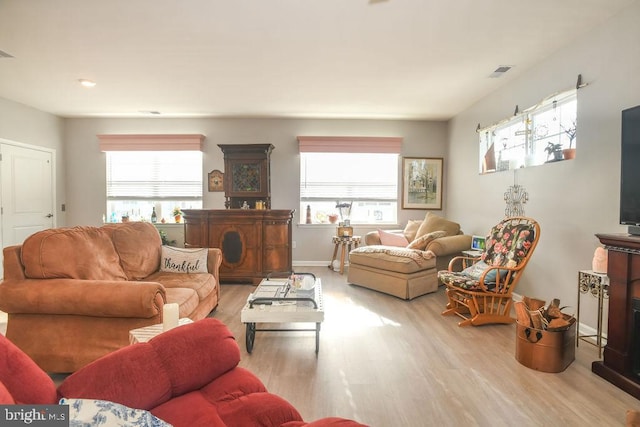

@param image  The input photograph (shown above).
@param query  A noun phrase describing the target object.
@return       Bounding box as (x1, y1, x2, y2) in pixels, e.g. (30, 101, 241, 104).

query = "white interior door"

(0, 142, 55, 277)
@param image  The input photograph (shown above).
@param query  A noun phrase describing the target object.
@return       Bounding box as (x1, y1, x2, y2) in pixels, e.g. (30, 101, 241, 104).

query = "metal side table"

(576, 270, 609, 358)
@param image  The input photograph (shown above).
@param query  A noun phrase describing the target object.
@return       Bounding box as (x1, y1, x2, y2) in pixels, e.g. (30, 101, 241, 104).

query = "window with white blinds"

(106, 151, 202, 199)
(105, 151, 202, 222)
(300, 152, 398, 200)
(298, 137, 402, 225)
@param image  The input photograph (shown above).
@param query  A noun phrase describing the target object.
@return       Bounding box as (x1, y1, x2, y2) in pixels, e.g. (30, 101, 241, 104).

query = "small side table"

(129, 318, 193, 344)
(461, 249, 483, 268)
(328, 235, 361, 275)
(576, 270, 609, 358)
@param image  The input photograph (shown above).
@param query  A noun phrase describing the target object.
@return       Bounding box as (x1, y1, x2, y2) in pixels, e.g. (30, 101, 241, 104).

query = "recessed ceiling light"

(78, 79, 96, 88)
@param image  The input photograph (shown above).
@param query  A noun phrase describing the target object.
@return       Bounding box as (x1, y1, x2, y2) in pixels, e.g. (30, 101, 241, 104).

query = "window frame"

(98, 134, 205, 223)
(105, 150, 203, 223)
(479, 89, 577, 174)
(297, 136, 402, 225)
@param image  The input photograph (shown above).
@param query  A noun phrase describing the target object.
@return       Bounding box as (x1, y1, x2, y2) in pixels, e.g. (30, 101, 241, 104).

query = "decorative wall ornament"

(208, 169, 224, 192)
(504, 171, 528, 217)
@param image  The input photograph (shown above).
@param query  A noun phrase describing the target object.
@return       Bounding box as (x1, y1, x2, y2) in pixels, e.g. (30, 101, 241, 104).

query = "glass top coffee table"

(240, 275, 324, 354)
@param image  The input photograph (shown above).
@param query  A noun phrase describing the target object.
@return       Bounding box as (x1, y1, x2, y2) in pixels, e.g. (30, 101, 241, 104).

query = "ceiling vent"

(0, 50, 14, 59)
(489, 66, 512, 78)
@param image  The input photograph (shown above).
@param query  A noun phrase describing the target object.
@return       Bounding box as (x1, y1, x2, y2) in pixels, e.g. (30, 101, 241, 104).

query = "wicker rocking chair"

(438, 217, 540, 327)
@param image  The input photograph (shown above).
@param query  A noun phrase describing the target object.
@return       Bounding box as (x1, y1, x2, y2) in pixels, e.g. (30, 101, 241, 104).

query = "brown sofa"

(347, 213, 471, 300)
(0, 222, 222, 373)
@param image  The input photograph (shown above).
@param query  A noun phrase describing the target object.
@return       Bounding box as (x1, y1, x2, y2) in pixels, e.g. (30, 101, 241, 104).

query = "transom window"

(479, 89, 577, 173)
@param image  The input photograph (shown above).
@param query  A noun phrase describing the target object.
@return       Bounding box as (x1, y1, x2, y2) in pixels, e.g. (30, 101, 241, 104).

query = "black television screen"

(620, 104, 640, 229)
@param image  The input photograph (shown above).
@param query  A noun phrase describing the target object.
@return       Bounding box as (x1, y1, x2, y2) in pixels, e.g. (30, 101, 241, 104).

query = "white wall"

(63, 117, 448, 263)
(446, 2, 640, 331)
(0, 97, 66, 226)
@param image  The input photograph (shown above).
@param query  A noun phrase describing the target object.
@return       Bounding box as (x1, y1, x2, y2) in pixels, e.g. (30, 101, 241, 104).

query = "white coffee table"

(129, 318, 193, 344)
(240, 277, 324, 354)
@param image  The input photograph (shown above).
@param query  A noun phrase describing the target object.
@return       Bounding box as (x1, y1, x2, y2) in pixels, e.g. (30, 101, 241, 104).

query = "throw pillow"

(414, 212, 461, 240)
(402, 219, 423, 242)
(60, 398, 171, 427)
(406, 230, 446, 250)
(461, 260, 508, 283)
(105, 222, 162, 280)
(160, 246, 208, 274)
(21, 226, 127, 281)
(378, 229, 409, 247)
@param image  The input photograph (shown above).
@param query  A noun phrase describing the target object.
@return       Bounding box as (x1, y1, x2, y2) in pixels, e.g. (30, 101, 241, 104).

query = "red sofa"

(0, 318, 365, 427)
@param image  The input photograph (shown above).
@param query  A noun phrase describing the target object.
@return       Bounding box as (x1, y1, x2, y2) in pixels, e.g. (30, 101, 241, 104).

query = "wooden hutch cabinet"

(183, 143, 293, 284)
(218, 143, 273, 209)
(183, 209, 294, 284)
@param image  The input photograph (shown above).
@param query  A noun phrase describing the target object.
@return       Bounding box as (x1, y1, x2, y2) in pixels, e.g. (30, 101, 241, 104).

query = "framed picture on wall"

(402, 157, 443, 210)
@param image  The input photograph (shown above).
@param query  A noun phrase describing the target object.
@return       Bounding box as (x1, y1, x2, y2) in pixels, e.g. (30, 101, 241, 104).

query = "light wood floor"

(2, 269, 637, 425)
(213, 266, 639, 427)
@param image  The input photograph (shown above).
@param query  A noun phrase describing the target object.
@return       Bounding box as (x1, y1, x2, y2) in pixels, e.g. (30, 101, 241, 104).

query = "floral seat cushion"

(438, 218, 536, 291)
(439, 262, 503, 291)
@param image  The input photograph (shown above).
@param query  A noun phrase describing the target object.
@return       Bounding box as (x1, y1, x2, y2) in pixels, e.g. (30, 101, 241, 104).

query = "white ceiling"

(0, 0, 635, 120)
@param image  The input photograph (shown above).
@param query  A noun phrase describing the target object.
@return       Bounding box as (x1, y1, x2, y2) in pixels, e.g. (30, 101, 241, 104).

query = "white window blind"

(300, 152, 398, 201)
(297, 136, 402, 224)
(106, 151, 203, 200)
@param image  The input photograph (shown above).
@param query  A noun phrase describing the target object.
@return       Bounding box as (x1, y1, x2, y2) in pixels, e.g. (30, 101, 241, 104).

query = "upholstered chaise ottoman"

(347, 246, 438, 300)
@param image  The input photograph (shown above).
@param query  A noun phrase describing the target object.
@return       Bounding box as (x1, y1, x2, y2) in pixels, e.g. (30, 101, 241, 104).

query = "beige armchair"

(347, 213, 472, 300)
(363, 214, 472, 271)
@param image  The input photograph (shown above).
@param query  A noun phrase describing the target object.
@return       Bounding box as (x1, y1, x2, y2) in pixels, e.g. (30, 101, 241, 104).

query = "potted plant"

(561, 121, 577, 160)
(544, 142, 563, 162)
(158, 229, 176, 246)
(172, 207, 183, 223)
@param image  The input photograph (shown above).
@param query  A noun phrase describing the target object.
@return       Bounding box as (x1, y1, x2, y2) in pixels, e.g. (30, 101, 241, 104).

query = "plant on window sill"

(158, 229, 176, 246)
(561, 121, 577, 159)
(544, 142, 564, 162)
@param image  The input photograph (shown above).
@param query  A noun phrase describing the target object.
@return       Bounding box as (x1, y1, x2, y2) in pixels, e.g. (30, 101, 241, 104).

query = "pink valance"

(297, 136, 402, 153)
(98, 134, 205, 151)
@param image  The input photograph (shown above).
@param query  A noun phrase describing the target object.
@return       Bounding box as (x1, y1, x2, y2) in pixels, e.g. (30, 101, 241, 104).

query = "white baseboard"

(292, 261, 350, 275)
(292, 261, 328, 267)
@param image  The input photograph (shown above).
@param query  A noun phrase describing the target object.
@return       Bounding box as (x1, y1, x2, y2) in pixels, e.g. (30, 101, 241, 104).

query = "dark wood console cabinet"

(593, 233, 640, 399)
(183, 209, 294, 284)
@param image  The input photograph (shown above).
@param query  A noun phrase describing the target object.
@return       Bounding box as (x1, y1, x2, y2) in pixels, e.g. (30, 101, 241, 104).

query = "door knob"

(46, 213, 53, 218)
